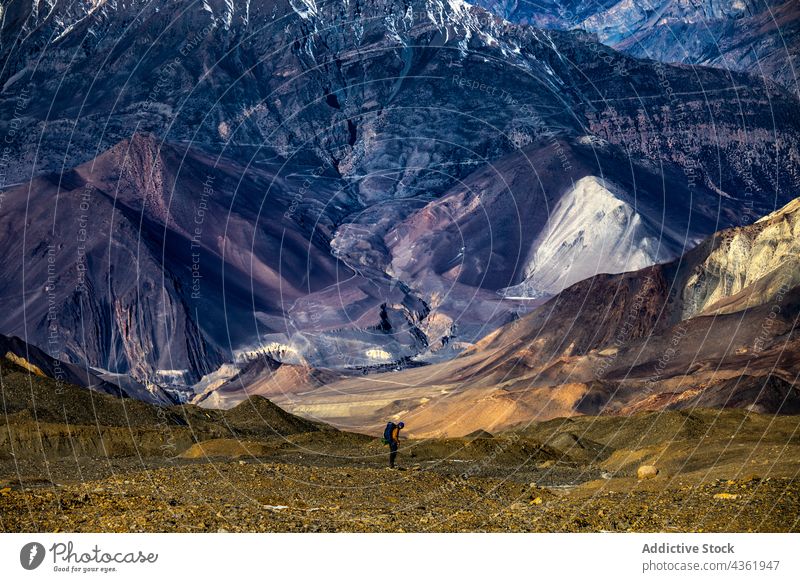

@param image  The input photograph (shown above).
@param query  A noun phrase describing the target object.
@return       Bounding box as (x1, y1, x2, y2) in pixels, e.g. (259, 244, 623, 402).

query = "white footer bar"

(1, 533, 797, 581)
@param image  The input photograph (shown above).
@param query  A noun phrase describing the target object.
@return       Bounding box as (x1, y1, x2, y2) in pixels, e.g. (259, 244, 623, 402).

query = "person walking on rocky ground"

(383, 421, 404, 468)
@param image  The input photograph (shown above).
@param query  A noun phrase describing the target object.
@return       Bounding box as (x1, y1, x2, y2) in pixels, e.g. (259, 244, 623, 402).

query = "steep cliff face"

(2, 0, 798, 197)
(580, 0, 779, 44)
(0, 131, 359, 383)
(611, 0, 800, 92)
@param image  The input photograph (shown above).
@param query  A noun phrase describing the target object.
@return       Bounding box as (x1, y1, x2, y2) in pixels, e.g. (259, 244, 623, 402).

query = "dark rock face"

(0, 0, 798, 388)
(475, 0, 800, 91)
(0, 133, 350, 385)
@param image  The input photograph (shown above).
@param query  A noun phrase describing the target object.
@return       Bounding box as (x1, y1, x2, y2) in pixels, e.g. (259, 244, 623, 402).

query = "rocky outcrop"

(637, 465, 659, 480)
(677, 198, 800, 318)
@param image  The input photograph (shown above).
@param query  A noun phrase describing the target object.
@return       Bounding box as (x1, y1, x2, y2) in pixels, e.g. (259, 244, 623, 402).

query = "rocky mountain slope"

(1, 326, 798, 533)
(0, 332, 174, 404)
(1, 0, 798, 387)
(264, 194, 800, 437)
(0, 354, 337, 460)
(192, 354, 353, 408)
(476, 0, 800, 91)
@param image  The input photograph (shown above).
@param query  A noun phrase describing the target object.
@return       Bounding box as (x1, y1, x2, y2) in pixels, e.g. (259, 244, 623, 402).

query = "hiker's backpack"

(382, 422, 396, 445)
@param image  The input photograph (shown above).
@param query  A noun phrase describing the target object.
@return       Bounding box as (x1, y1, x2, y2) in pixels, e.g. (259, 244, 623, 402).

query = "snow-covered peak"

(3, 0, 254, 43)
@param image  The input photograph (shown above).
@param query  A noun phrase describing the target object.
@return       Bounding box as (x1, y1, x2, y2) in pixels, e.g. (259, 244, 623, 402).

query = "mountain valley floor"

(2, 409, 799, 533)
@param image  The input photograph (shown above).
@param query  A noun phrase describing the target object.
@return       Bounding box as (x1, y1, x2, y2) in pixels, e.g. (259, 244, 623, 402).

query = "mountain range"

(199, 194, 800, 435)
(475, 0, 800, 91)
(0, 0, 798, 421)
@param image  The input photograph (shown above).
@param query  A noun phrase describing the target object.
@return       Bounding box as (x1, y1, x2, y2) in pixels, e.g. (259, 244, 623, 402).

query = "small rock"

(713, 493, 739, 500)
(238, 460, 247, 466)
(637, 465, 659, 480)
(530, 497, 543, 505)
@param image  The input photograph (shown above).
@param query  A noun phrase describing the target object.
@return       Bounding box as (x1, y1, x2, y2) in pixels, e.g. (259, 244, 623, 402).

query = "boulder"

(637, 465, 659, 479)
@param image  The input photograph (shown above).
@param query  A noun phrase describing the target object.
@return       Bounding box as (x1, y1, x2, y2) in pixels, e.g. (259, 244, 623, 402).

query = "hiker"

(383, 421, 404, 468)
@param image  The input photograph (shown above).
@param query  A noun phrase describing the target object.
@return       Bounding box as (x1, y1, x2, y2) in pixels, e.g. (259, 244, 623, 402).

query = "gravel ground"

(2, 459, 798, 532)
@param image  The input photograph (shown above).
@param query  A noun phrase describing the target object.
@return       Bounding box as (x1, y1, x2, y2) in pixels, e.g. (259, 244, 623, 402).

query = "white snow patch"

(223, 0, 234, 28)
(289, 0, 318, 21)
(501, 176, 672, 297)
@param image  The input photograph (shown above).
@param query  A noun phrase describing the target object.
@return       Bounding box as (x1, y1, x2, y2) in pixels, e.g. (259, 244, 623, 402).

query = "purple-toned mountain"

(0, 0, 798, 388)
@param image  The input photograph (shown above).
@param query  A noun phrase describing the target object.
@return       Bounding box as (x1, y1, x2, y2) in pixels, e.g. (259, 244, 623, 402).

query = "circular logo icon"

(20, 542, 46, 570)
